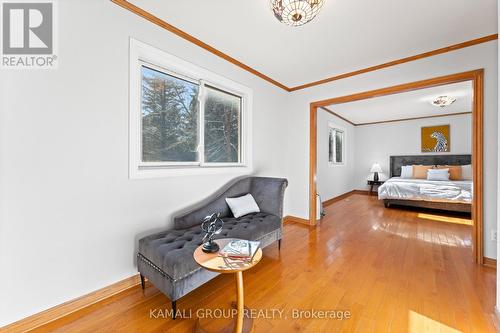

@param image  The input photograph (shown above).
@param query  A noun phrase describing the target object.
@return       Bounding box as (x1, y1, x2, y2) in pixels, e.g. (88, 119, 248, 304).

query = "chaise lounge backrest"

(174, 176, 288, 230)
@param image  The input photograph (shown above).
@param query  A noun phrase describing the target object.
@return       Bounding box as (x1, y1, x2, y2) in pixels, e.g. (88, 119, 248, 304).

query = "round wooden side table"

(193, 238, 263, 333)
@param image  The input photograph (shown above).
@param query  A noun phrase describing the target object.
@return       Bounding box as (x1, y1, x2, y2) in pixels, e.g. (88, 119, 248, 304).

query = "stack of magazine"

(219, 239, 260, 260)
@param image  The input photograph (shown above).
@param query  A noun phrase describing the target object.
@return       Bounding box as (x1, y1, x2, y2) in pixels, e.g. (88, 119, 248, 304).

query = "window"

(328, 127, 344, 164)
(141, 66, 199, 164)
(203, 85, 241, 163)
(130, 39, 252, 178)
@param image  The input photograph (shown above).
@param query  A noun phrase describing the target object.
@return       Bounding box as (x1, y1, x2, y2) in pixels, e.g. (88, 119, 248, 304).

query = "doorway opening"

(309, 70, 484, 264)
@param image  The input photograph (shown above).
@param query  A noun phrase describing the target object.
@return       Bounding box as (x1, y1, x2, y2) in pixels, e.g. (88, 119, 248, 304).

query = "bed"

(379, 154, 472, 213)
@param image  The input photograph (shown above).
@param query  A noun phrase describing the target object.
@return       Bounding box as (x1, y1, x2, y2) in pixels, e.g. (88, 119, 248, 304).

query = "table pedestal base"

(195, 300, 253, 333)
(194, 316, 253, 333)
(193, 243, 262, 333)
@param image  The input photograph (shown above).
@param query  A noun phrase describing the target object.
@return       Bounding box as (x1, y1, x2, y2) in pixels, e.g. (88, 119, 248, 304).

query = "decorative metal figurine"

(201, 213, 224, 253)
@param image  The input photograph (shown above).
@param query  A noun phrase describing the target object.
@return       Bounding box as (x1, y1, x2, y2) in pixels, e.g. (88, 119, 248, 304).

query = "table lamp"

(370, 163, 383, 182)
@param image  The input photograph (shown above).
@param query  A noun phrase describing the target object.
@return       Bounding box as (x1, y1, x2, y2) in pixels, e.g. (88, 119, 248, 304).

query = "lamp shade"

(366, 172, 388, 181)
(370, 163, 382, 173)
(270, 0, 325, 27)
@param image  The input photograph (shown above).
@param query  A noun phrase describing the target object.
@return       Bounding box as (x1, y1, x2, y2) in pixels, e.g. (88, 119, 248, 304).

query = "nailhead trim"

(138, 252, 204, 282)
(137, 253, 171, 280)
(137, 227, 283, 283)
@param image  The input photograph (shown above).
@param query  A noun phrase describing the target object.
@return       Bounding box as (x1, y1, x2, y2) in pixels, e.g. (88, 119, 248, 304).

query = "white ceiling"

(324, 81, 472, 124)
(129, 0, 497, 88)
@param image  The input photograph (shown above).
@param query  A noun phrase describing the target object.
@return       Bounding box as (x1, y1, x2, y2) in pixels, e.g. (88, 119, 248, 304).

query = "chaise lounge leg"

(172, 300, 177, 319)
(140, 274, 145, 290)
(278, 239, 281, 251)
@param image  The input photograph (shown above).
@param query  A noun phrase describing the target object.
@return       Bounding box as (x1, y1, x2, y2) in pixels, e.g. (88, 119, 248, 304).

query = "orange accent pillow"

(438, 165, 462, 180)
(413, 165, 434, 179)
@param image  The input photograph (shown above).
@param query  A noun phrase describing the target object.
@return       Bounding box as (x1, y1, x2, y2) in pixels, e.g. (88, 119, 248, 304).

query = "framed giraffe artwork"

(421, 124, 450, 152)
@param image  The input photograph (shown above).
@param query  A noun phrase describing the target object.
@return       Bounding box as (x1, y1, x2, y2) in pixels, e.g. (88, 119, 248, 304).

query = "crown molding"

(111, 0, 290, 91)
(320, 106, 472, 127)
(289, 34, 497, 91)
(111, 1, 497, 93)
(354, 111, 472, 126)
(320, 107, 356, 126)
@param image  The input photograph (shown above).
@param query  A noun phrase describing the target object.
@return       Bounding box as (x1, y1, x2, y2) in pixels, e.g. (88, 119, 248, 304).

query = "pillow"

(427, 168, 450, 181)
(413, 165, 434, 179)
(225, 194, 260, 218)
(437, 165, 462, 180)
(462, 164, 472, 180)
(400, 165, 413, 178)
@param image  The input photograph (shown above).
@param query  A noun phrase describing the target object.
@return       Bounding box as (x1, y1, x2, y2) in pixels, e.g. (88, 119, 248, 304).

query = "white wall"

(353, 114, 472, 190)
(285, 40, 498, 259)
(316, 113, 472, 198)
(0, 0, 290, 326)
(316, 110, 356, 201)
(0, 1, 497, 326)
(496, 0, 500, 312)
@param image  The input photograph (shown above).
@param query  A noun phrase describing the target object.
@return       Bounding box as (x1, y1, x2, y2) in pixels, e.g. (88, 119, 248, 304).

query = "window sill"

(130, 164, 252, 179)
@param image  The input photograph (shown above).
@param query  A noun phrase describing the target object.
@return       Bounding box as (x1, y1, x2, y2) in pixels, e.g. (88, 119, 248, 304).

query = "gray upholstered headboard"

(390, 155, 472, 177)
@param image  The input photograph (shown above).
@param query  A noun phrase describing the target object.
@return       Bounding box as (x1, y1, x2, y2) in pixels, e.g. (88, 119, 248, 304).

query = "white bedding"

(378, 177, 473, 203)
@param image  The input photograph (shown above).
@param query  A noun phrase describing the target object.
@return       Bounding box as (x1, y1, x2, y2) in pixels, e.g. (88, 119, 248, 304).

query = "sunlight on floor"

(417, 213, 472, 226)
(372, 222, 471, 247)
(409, 310, 462, 333)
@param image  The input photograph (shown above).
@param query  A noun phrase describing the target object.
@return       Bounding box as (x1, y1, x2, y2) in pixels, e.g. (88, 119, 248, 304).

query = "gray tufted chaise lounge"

(137, 176, 288, 317)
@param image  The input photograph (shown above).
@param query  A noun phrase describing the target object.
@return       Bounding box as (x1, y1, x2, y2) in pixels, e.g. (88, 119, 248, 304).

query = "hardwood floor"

(32, 194, 496, 332)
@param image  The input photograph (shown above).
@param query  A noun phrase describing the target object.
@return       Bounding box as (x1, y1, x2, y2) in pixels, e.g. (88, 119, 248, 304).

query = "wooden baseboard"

(483, 257, 497, 269)
(0, 274, 141, 332)
(283, 215, 311, 226)
(323, 190, 356, 206)
(322, 190, 370, 207)
(353, 190, 370, 195)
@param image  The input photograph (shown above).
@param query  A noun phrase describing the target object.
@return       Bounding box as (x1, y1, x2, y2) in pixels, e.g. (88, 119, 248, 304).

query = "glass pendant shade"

(431, 95, 456, 108)
(270, 0, 325, 26)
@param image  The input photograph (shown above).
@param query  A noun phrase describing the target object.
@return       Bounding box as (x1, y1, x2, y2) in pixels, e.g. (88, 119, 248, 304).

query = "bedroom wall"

(0, 0, 290, 326)
(285, 40, 498, 259)
(497, 3, 500, 313)
(353, 114, 472, 190)
(316, 110, 356, 201)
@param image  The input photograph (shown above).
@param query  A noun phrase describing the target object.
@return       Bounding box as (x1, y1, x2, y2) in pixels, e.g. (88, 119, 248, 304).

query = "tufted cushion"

(174, 177, 288, 230)
(138, 212, 280, 280)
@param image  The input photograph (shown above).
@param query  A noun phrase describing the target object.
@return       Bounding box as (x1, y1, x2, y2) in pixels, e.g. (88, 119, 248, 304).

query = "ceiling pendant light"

(270, 0, 325, 27)
(430, 95, 457, 108)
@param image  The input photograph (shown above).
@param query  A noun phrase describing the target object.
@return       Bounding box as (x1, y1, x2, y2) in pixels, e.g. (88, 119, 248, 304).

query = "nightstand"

(367, 180, 385, 196)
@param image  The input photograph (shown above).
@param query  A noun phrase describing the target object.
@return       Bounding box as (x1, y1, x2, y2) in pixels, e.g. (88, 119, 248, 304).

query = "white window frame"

(328, 123, 345, 166)
(129, 38, 253, 179)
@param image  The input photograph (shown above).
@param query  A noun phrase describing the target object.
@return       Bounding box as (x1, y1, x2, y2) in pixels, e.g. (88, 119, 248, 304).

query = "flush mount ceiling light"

(430, 95, 457, 108)
(270, 0, 325, 27)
